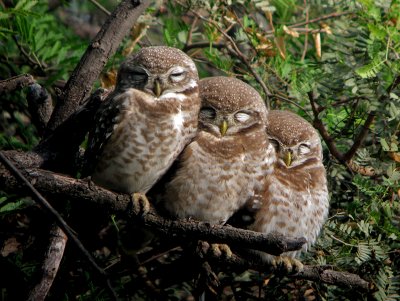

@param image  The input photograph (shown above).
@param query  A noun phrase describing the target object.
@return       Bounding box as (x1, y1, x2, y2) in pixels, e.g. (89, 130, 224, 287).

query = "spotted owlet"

(162, 76, 274, 225)
(249, 110, 329, 270)
(84, 46, 200, 204)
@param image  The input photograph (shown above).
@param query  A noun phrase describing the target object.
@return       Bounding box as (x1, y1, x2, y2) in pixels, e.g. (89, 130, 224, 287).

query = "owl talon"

(272, 256, 303, 274)
(131, 192, 150, 216)
(210, 243, 233, 258)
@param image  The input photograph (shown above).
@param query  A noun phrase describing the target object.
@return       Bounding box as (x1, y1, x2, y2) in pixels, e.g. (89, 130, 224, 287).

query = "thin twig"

(0, 152, 118, 301)
(343, 112, 375, 162)
(89, 0, 111, 16)
(189, 8, 272, 109)
(185, 16, 198, 49)
(272, 93, 312, 119)
(301, 0, 309, 61)
(12, 36, 47, 70)
(183, 42, 226, 52)
(308, 91, 345, 162)
(288, 11, 354, 29)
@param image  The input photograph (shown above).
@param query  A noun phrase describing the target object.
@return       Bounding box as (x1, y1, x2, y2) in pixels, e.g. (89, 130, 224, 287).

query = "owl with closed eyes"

(162, 76, 274, 225)
(84, 46, 200, 205)
(249, 110, 329, 271)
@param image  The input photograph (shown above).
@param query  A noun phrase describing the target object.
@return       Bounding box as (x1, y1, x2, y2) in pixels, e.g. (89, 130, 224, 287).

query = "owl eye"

(269, 139, 280, 151)
(298, 143, 311, 155)
(200, 107, 216, 119)
(234, 111, 252, 123)
(170, 67, 187, 82)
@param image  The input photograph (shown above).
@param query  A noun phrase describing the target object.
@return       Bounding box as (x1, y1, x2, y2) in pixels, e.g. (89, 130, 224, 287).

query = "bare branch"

(0, 74, 35, 94)
(201, 244, 370, 292)
(27, 224, 67, 301)
(308, 92, 345, 162)
(287, 11, 354, 29)
(0, 152, 118, 301)
(0, 157, 306, 255)
(343, 111, 376, 162)
(27, 83, 53, 137)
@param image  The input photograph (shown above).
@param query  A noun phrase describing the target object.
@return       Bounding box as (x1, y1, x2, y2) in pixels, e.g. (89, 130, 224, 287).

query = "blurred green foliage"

(0, 0, 400, 300)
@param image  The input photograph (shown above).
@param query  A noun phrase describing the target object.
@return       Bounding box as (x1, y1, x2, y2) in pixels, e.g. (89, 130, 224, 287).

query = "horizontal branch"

(0, 74, 35, 94)
(203, 249, 370, 292)
(0, 154, 305, 255)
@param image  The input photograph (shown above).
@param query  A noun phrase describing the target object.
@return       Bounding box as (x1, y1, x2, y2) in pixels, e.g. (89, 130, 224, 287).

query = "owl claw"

(272, 256, 303, 274)
(210, 243, 233, 258)
(131, 192, 150, 216)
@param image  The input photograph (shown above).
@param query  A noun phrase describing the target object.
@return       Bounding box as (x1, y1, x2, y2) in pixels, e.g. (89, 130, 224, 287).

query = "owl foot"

(210, 243, 233, 258)
(272, 256, 303, 274)
(131, 192, 150, 216)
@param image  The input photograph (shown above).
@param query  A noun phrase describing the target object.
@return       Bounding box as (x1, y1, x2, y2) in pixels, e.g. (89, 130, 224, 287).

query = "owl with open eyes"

(84, 46, 200, 205)
(162, 76, 274, 225)
(249, 110, 329, 270)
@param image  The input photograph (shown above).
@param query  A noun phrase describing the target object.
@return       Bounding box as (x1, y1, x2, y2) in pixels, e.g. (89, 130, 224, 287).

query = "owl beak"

(154, 79, 162, 97)
(220, 120, 228, 136)
(283, 151, 292, 167)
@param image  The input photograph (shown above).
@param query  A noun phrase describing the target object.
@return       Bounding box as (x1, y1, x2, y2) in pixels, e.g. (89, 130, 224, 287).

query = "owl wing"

(82, 91, 125, 177)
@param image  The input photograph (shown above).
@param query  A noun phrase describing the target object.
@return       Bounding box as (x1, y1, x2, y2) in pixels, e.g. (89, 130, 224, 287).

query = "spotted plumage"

(250, 110, 329, 263)
(85, 46, 200, 195)
(162, 76, 274, 224)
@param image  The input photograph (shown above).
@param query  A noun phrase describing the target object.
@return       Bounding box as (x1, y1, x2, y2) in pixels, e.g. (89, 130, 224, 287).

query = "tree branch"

(201, 243, 370, 292)
(0, 152, 118, 301)
(0, 74, 35, 94)
(27, 224, 68, 301)
(308, 91, 345, 162)
(0, 155, 306, 255)
(46, 0, 151, 135)
(342, 111, 376, 162)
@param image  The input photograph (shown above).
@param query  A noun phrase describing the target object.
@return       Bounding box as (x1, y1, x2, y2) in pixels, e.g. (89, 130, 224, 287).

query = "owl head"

(198, 76, 268, 138)
(266, 110, 322, 168)
(116, 46, 199, 97)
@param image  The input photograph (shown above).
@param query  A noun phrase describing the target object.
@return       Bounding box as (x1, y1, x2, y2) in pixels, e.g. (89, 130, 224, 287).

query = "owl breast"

(251, 166, 329, 255)
(164, 134, 273, 224)
(92, 89, 198, 194)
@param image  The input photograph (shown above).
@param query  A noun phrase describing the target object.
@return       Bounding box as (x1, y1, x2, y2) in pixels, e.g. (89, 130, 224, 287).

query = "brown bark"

(27, 225, 67, 301)
(0, 159, 306, 255)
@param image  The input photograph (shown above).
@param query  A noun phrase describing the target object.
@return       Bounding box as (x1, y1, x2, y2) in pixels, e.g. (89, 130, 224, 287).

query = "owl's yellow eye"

(234, 111, 252, 123)
(200, 107, 216, 119)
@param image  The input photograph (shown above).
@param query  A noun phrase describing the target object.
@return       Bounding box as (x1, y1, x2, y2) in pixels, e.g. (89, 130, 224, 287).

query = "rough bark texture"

(0, 161, 306, 255)
(27, 225, 68, 301)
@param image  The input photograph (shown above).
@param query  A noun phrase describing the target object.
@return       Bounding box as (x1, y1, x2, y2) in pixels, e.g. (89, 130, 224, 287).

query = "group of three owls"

(85, 46, 329, 267)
